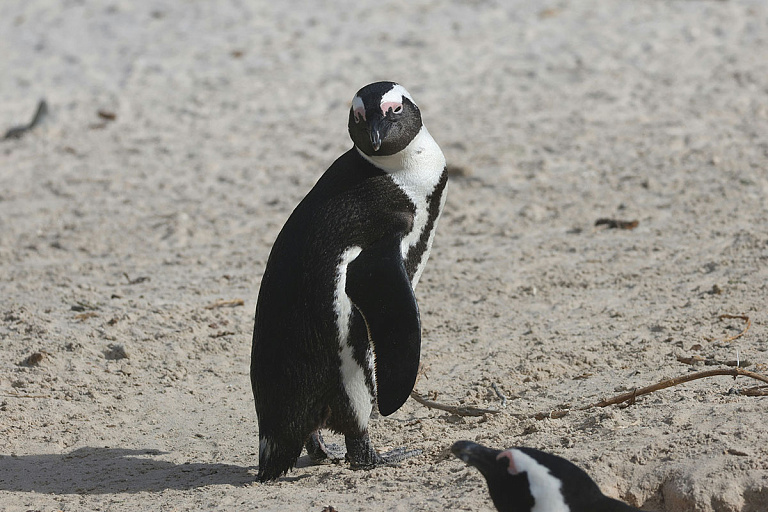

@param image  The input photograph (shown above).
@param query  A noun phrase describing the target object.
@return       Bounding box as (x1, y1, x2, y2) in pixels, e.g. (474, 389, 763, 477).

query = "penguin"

(251, 81, 447, 481)
(451, 441, 642, 512)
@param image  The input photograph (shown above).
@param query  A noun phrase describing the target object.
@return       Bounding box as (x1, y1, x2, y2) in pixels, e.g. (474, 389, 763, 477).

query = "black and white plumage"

(451, 441, 642, 512)
(251, 82, 447, 481)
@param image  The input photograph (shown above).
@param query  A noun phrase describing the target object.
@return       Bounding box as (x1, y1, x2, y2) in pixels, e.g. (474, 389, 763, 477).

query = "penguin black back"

(451, 441, 643, 512)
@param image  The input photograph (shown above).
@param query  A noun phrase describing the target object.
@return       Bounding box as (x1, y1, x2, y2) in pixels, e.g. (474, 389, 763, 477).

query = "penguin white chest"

(364, 126, 447, 289)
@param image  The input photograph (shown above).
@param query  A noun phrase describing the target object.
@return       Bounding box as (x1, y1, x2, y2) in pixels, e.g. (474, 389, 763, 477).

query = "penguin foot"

(345, 432, 421, 469)
(305, 430, 345, 464)
(379, 447, 422, 464)
(347, 447, 422, 469)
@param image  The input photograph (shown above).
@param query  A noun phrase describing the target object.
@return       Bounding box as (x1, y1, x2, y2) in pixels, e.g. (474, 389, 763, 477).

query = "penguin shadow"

(278, 449, 348, 483)
(0, 447, 255, 494)
(275, 455, 317, 482)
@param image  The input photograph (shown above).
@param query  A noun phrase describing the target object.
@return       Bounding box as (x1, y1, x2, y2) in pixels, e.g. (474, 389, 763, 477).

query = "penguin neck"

(356, 126, 445, 176)
(356, 125, 447, 292)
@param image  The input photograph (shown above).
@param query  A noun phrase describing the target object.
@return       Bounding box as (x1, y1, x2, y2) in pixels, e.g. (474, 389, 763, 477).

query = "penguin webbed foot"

(348, 447, 422, 470)
(379, 446, 422, 465)
(345, 432, 421, 470)
(305, 430, 345, 464)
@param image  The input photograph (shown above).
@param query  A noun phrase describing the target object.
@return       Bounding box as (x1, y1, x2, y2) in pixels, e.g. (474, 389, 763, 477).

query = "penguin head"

(348, 81, 423, 157)
(451, 441, 535, 512)
(452, 441, 637, 512)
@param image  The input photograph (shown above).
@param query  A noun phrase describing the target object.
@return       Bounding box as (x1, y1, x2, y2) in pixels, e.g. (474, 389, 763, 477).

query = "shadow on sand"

(0, 447, 255, 494)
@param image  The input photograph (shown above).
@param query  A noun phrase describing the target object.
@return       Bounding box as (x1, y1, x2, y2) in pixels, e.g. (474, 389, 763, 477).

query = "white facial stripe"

(351, 95, 366, 122)
(509, 449, 570, 512)
(497, 449, 519, 474)
(381, 83, 414, 106)
(334, 246, 373, 430)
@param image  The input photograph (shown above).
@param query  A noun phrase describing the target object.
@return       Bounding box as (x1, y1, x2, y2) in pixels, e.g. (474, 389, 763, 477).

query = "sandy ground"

(2, 1, 768, 510)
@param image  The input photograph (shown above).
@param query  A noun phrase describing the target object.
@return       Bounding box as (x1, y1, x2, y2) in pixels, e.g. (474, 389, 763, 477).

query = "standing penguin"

(251, 82, 447, 481)
(451, 441, 642, 512)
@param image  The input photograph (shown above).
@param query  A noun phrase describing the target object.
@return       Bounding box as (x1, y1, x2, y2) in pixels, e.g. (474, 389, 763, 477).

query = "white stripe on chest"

(333, 246, 373, 429)
(334, 126, 445, 428)
(360, 126, 446, 289)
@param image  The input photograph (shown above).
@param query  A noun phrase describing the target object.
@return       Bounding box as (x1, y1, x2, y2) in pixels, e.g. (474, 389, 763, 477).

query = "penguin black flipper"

(346, 233, 420, 417)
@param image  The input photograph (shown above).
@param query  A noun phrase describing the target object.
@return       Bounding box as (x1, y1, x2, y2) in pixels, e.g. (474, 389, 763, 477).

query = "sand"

(1, 0, 767, 510)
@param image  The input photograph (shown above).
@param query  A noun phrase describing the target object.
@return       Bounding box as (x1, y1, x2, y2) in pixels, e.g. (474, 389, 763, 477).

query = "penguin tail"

(256, 434, 304, 482)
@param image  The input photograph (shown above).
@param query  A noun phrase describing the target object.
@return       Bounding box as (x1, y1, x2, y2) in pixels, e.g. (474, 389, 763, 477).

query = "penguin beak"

(451, 441, 503, 478)
(369, 116, 387, 152)
(371, 129, 382, 152)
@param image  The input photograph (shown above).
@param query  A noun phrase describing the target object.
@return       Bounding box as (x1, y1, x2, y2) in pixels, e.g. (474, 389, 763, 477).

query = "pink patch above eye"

(381, 101, 402, 115)
(354, 106, 366, 123)
(497, 450, 519, 475)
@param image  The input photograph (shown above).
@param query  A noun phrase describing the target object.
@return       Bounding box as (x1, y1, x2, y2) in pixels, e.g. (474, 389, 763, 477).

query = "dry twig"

(3, 99, 48, 140)
(715, 314, 751, 343)
(209, 331, 236, 338)
(677, 355, 752, 368)
(410, 390, 499, 417)
(204, 298, 245, 309)
(74, 311, 99, 321)
(1, 393, 52, 399)
(535, 367, 768, 420)
(581, 368, 768, 410)
(739, 386, 768, 397)
(123, 272, 150, 285)
(533, 409, 570, 420)
(491, 383, 508, 408)
(595, 218, 639, 230)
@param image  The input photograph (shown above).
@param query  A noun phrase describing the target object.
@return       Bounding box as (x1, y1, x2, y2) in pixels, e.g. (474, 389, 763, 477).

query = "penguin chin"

(360, 141, 398, 157)
(350, 128, 399, 157)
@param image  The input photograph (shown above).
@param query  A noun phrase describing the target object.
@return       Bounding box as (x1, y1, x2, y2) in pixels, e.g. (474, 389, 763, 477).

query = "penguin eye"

(393, 105, 402, 114)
